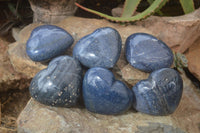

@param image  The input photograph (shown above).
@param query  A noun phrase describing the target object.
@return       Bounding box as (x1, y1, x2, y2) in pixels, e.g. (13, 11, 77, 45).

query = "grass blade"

(179, 0, 195, 14)
(121, 0, 142, 17)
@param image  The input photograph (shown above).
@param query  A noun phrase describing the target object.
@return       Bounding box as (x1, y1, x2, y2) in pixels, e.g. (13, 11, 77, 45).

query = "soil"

(0, 89, 30, 132)
(0, 34, 30, 132)
(0, 0, 199, 132)
(0, 1, 32, 132)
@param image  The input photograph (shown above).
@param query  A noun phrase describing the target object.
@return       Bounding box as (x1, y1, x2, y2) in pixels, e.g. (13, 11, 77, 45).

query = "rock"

(8, 42, 47, 78)
(10, 14, 200, 78)
(111, 5, 123, 17)
(17, 72, 200, 133)
(73, 27, 122, 68)
(8, 17, 153, 78)
(18, 23, 41, 44)
(105, 5, 200, 53)
(172, 73, 200, 133)
(26, 25, 74, 62)
(136, 8, 200, 53)
(0, 38, 31, 92)
(111, 5, 139, 17)
(132, 68, 183, 116)
(125, 33, 173, 72)
(17, 98, 179, 133)
(121, 64, 149, 86)
(7, 16, 199, 132)
(83, 67, 133, 115)
(12, 27, 22, 41)
(29, 56, 82, 107)
(29, 0, 79, 24)
(186, 42, 200, 81)
(136, 123, 185, 133)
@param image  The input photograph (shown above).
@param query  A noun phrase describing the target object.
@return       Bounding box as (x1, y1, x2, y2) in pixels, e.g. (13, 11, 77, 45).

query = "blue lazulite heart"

(29, 56, 82, 107)
(125, 33, 173, 72)
(132, 68, 183, 116)
(26, 25, 74, 62)
(83, 67, 133, 115)
(73, 27, 122, 68)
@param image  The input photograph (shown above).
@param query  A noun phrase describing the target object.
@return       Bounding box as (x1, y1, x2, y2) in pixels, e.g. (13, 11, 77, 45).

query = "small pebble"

(125, 33, 173, 72)
(29, 56, 82, 107)
(73, 27, 122, 68)
(132, 68, 183, 115)
(83, 67, 133, 115)
(26, 25, 74, 62)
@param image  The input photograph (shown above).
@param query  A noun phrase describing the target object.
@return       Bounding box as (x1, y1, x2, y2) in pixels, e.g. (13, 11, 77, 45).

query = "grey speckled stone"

(136, 123, 186, 133)
(10, 17, 200, 133)
(132, 68, 183, 116)
(83, 67, 133, 115)
(26, 25, 74, 62)
(29, 56, 82, 107)
(73, 27, 122, 68)
(17, 98, 177, 133)
(125, 33, 173, 72)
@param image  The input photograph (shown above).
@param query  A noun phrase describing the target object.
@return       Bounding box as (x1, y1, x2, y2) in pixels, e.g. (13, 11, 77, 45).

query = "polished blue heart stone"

(26, 25, 74, 62)
(73, 27, 122, 68)
(29, 56, 82, 107)
(132, 68, 183, 116)
(125, 33, 173, 72)
(83, 67, 133, 115)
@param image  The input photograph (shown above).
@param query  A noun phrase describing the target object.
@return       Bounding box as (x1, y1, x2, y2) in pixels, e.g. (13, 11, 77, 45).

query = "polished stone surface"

(83, 67, 133, 115)
(73, 27, 122, 68)
(125, 33, 173, 72)
(12, 16, 200, 133)
(26, 25, 74, 62)
(132, 68, 183, 116)
(29, 56, 82, 107)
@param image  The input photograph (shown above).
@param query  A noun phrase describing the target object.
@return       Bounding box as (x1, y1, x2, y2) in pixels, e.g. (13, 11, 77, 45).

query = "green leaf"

(121, 0, 142, 17)
(147, 0, 168, 16)
(155, 0, 168, 11)
(179, 0, 195, 14)
(8, 2, 22, 20)
(75, 0, 165, 22)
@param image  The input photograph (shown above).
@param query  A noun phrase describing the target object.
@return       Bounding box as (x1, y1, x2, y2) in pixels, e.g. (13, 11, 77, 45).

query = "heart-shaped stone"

(83, 67, 133, 115)
(132, 68, 183, 115)
(125, 33, 173, 72)
(26, 25, 74, 62)
(73, 27, 122, 68)
(29, 56, 82, 107)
